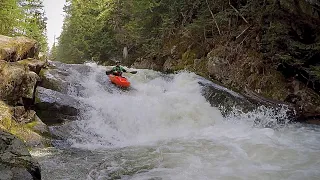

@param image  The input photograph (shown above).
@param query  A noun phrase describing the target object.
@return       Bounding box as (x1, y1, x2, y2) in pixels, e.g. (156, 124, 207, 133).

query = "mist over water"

(31, 62, 320, 180)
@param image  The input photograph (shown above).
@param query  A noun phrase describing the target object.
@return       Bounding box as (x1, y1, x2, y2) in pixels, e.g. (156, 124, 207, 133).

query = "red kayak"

(108, 75, 130, 88)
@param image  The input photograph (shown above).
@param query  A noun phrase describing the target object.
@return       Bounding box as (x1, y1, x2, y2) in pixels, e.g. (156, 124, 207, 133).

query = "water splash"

(32, 62, 320, 180)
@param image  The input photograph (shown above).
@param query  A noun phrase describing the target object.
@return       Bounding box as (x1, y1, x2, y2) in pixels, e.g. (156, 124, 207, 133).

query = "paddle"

(106, 70, 112, 75)
(129, 71, 137, 74)
(106, 70, 137, 75)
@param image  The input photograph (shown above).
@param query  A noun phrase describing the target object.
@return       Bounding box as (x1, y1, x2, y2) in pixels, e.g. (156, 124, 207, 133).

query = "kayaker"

(110, 61, 127, 76)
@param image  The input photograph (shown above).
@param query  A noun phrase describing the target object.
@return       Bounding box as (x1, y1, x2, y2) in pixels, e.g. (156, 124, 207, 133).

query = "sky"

(43, 0, 66, 49)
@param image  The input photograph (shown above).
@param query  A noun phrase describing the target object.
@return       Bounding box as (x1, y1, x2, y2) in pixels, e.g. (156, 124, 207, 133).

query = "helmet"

(115, 61, 121, 64)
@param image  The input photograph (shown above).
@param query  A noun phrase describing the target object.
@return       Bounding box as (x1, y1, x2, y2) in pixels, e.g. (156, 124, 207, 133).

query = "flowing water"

(31, 62, 320, 180)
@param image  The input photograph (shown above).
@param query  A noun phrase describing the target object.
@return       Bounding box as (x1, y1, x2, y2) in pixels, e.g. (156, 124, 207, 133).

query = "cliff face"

(131, 0, 320, 124)
(0, 35, 50, 147)
(0, 34, 51, 180)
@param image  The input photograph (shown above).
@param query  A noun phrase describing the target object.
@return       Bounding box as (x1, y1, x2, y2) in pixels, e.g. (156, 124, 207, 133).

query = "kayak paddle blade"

(106, 70, 112, 75)
(130, 71, 137, 74)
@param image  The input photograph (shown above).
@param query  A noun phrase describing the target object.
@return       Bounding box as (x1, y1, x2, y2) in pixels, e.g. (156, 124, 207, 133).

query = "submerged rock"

(0, 130, 41, 180)
(35, 87, 81, 125)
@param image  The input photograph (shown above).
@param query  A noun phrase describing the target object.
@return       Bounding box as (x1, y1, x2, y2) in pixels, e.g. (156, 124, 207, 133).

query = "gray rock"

(0, 130, 41, 180)
(199, 80, 296, 126)
(39, 62, 88, 95)
(35, 87, 81, 125)
(30, 115, 50, 136)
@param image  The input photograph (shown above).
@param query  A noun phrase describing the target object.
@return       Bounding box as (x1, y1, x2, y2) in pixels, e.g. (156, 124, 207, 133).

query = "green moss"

(193, 58, 208, 77)
(25, 121, 37, 129)
(181, 50, 196, 65)
(24, 121, 51, 139)
(39, 68, 46, 78)
(0, 36, 38, 62)
(310, 66, 320, 79)
(0, 100, 51, 147)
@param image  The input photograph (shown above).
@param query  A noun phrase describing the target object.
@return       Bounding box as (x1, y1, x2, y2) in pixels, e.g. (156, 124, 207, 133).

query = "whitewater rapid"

(31, 62, 320, 180)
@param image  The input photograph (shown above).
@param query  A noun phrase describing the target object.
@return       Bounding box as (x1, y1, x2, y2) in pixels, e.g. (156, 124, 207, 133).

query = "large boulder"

(0, 130, 41, 180)
(199, 80, 296, 127)
(38, 61, 87, 95)
(35, 87, 81, 125)
(0, 35, 39, 62)
(38, 68, 70, 93)
(0, 60, 39, 106)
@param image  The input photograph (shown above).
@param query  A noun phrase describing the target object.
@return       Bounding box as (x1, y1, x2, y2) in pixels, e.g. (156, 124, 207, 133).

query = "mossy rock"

(18, 58, 46, 74)
(0, 35, 39, 62)
(0, 61, 40, 105)
(0, 100, 51, 147)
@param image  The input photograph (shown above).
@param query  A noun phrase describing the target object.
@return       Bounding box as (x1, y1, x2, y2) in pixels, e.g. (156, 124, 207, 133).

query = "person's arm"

(121, 67, 127, 72)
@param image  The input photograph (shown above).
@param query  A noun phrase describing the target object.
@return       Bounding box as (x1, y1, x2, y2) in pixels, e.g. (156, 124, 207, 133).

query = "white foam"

(68, 65, 224, 149)
(36, 62, 320, 180)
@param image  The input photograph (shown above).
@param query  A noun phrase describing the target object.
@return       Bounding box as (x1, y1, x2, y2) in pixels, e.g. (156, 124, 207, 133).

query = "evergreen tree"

(0, 0, 48, 52)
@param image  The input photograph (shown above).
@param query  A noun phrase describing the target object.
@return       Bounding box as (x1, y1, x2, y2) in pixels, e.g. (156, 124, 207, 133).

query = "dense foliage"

(0, 0, 48, 51)
(54, 0, 320, 69)
(54, 0, 236, 64)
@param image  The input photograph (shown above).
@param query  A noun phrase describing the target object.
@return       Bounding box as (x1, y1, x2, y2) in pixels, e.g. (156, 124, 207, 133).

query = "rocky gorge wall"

(0, 35, 50, 179)
(131, 0, 320, 125)
(0, 34, 97, 179)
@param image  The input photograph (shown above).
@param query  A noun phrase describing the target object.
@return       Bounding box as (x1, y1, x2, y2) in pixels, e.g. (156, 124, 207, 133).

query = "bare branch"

(236, 26, 250, 39)
(206, 0, 221, 35)
(229, 0, 249, 24)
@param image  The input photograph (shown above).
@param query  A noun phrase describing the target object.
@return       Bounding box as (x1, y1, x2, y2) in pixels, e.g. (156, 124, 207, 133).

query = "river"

(31, 62, 320, 180)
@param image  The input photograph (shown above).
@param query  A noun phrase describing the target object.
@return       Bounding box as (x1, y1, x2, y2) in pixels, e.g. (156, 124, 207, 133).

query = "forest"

(51, 0, 265, 64)
(2, 0, 320, 123)
(0, 0, 47, 51)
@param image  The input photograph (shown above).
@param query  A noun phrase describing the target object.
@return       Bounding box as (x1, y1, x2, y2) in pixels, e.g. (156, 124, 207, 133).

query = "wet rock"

(200, 80, 297, 125)
(39, 68, 69, 93)
(0, 130, 41, 180)
(0, 35, 39, 62)
(207, 55, 226, 82)
(35, 87, 81, 125)
(26, 115, 50, 137)
(199, 81, 257, 116)
(39, 61, 87, 95)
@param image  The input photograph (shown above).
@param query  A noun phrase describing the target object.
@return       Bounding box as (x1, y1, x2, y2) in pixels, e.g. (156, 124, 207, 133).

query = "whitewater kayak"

(108, 74, 130, 88)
